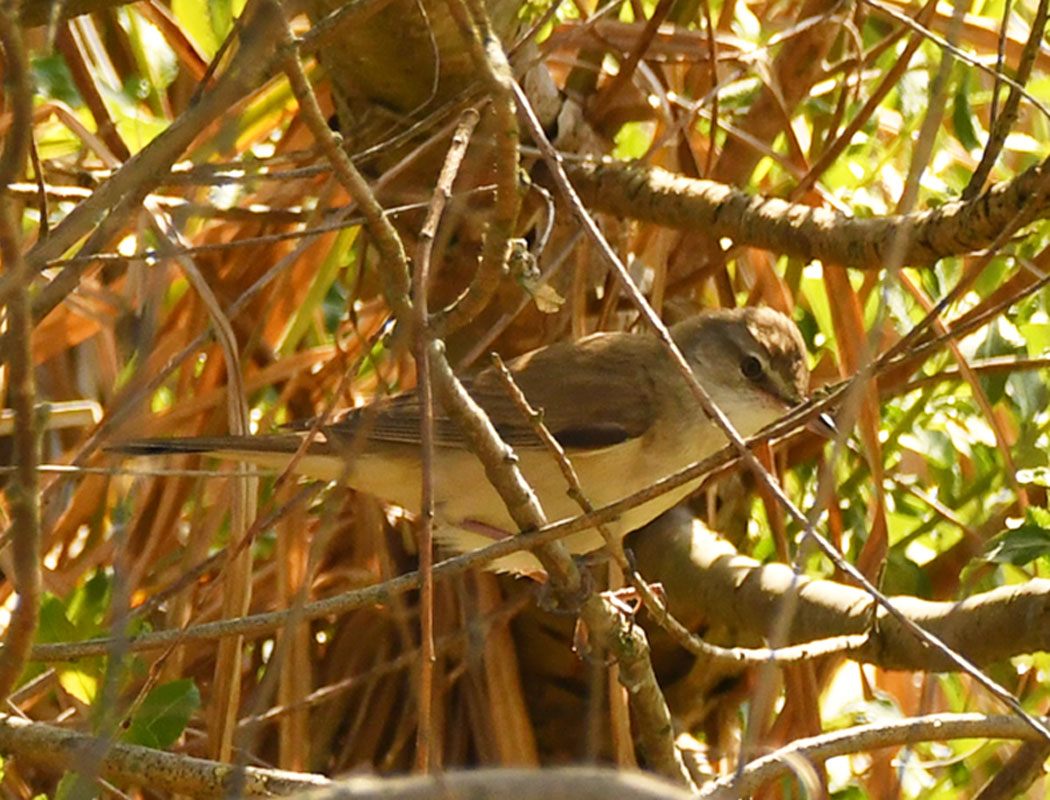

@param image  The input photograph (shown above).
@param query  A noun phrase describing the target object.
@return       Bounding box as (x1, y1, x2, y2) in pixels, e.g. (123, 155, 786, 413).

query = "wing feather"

(325, 332, 663, 452)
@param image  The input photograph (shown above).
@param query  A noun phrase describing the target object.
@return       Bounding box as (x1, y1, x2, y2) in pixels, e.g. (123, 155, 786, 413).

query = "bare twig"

(276, 9, 412, 321)
(412, 107, 480, 771)
(963, 0, 1050, 197)
(425, 342, 695, 788)
(566, 156, 1050, 271)
(431, 0, 521, 335)
(21, 519, 1050, 670)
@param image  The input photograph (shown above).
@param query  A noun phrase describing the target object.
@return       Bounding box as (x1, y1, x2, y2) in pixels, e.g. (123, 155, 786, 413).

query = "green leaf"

(54, 773, 82, 800)
(1019, 322, 1050, 356)
(952, 71, 981, 151)
(31, 54, 81, 106)
(58, 668, 99, 705)
(122, 679, 201, 749)
(66, 570, 110, 637)
(831, 787, 867, 800)
(37, 595, 78, 644)
(171, 0, 216, 54)
(613, 121, 655, 160)
(985, 509, 1050, 565)
(278, 226, 358, 354)
(975, 320, 1023, 403)
(35, 593, 106, 702)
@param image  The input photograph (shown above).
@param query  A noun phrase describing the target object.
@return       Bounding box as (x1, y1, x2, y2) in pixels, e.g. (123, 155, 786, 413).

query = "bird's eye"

(741, 355, 764, 381)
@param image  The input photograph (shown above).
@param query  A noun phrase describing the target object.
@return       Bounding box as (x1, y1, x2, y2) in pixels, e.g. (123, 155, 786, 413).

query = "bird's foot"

(534, 562, 595, 615)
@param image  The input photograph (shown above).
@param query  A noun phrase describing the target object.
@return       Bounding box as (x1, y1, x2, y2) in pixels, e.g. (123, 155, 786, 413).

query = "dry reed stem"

(0, 2, 41, 702)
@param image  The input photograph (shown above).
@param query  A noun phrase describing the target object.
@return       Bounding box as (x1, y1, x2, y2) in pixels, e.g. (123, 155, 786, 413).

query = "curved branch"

(631, 512, 1050, 671)
(699, 713, 1049, 800)
(568, 157, 1050, 270)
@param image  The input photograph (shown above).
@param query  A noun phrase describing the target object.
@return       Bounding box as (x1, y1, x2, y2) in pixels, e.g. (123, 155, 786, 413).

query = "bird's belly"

(348, 431, 716, 574)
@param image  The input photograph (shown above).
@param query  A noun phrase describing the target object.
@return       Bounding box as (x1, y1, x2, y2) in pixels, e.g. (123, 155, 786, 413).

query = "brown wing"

(325, 332, 663, 452)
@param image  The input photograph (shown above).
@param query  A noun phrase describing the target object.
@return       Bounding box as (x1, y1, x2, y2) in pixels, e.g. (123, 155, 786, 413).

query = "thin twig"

(411, 107, 480, 772)
(425, 341, 696, 788)
(276, 6, 412, 321)
(294, 767, 694, 800)
(860, 0, 1050, 121)
(963, 0, 1049, 198)
(430, 0, 520, 335)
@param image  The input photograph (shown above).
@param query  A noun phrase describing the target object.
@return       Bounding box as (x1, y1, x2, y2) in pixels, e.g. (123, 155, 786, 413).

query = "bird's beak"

(807, 412, 838, 439)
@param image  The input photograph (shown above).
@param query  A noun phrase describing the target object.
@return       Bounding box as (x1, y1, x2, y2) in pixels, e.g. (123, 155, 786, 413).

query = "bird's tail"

(107, 435, 344, 482)
(109, 434, 318, 456)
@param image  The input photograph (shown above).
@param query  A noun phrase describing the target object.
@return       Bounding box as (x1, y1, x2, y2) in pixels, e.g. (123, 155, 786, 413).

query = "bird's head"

(674, 307, 810, 437)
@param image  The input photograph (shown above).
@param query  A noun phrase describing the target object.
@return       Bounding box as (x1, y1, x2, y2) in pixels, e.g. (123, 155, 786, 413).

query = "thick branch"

(296, 768, 694, 800)
(631, 512, 1050, 671)
(0, 714, 328, 797)
(568, 157, 1050, 270)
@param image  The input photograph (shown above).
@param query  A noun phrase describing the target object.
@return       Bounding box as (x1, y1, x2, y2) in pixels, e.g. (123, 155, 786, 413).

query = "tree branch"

(568, 157, 1050, 270)
(0, 713, 328, 797)
(631, 511, 1050, 671)
(297, 767, 694, 800)
(699, 713, 1050, 800)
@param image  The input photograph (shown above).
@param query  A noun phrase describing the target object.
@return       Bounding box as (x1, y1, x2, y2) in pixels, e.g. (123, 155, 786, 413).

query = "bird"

(111, 306, 813, 574)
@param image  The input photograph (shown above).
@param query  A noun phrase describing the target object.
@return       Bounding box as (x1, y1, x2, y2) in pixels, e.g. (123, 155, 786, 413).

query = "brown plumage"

(112, 307, 811, 573)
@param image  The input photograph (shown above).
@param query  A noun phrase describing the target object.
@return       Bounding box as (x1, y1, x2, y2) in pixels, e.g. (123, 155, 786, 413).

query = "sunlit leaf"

(58, 669, 99, 705)
(172, 0, 221, 56)
(122, 680, 201, 749)
(951, 70, 981, 151)
(985, 508, 1050, 565)
(613, 121, 655, 160)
